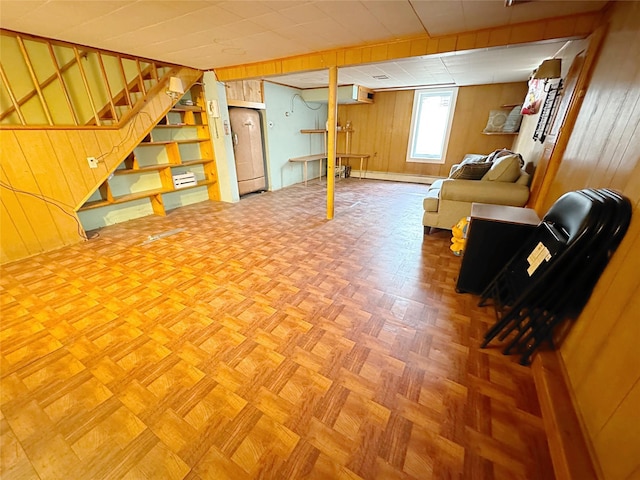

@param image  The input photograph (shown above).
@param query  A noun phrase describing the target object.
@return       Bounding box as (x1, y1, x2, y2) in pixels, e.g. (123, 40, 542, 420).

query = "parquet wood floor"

(0, 179, 554, 479)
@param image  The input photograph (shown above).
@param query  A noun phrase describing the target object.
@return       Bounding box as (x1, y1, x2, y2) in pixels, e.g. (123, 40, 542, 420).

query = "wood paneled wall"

(337, 83, 528, 178)
(540, 3, 640, 479)
(0, 68, 202, 264)
(225, 80, 263, 104)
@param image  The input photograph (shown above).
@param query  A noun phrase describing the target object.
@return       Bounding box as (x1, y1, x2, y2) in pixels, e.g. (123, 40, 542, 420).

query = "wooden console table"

(336, 153, 369, 179)
(288, 154, 326, 186)
(289, 152, 370, 185)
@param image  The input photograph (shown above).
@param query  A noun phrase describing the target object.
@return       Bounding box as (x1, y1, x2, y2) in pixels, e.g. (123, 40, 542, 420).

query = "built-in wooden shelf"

(79, 179, 218, 212)
(77, 83, 220, 224)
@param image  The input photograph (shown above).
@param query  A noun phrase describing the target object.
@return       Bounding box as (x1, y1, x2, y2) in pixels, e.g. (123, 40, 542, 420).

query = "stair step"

(130, 91, 144, 105)
(157, 66, 171, 78)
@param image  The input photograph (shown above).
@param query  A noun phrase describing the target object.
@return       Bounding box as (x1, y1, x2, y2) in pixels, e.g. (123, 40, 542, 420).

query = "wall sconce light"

(166, 76, 184, 100)
(533, 58, 562, 80)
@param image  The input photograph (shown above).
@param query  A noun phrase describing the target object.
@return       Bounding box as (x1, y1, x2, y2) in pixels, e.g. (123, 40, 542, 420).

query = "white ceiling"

(0, 0, 606, 89)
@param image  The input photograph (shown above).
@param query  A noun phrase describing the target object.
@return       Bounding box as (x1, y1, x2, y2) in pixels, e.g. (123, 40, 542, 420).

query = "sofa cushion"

(460, 154, 489, 165)
(482, 154, 523, 182)
(450, 162, 492, 180)
(516, 170, 531, 186)
(486, 148, 517, 163)
(450, 154, 490, 177)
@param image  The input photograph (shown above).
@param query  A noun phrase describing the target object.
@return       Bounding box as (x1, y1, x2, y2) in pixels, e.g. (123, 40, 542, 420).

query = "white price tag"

(527, 242, 551, 276)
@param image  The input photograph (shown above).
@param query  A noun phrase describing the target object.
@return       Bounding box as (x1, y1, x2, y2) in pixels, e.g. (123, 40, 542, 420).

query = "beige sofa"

(423, 151, 531, 232)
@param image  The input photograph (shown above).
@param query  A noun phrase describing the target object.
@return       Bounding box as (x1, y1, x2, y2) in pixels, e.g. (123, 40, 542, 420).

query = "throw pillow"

(502, 106, 523, 133)
(450, 162, 492, 180)
(483, 110, 508, 133)
(486, 149, 524, 167)
(460, 154, 489, 165)
(482, 154, 522, 182)
(486, 148, 512, 163)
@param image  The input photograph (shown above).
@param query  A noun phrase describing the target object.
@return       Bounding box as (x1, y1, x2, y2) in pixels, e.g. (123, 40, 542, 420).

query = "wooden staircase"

(0, 29, 178, 128)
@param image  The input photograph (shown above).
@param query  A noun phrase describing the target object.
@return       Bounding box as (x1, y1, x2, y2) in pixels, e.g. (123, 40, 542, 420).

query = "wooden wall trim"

(532, 351, 599, 480)
(214, 11, 602, 82)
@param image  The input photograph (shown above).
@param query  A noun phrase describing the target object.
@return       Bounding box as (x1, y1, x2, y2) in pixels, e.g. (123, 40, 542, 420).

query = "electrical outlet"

(87, 157, 98, 169)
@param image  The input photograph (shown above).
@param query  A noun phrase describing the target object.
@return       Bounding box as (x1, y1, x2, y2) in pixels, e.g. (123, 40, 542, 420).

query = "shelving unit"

(299, 127, 354, 150)
(78, 84, 220, 231)
(292, 126, 369, 181)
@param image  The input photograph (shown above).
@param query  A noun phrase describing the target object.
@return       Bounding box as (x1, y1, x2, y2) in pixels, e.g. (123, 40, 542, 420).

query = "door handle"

(233, 133, 238, 146)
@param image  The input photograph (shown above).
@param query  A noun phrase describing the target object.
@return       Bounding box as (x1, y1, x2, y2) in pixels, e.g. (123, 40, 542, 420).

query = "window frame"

(405, 87, 459, 164)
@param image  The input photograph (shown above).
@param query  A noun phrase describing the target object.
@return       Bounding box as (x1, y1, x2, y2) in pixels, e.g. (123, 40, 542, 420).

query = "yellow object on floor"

(450, 216, 470, 256)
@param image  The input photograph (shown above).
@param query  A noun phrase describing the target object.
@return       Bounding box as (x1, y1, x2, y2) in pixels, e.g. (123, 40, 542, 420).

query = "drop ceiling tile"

(0, 0, 48, 19)
(411, 0, 465, 37)
(172, 5, 243, 30)
(234, 31, 302, 53)
(315, 1, 391, 37)
(460, 1, 513, 32)
(106, 20, 184, 46)
(229, 32, 307, 62)
(8, 1, 127, 38)
(115, 1, 204, 25)
(249, 11, 296, 30)
(0, 17, 59, 38)
(218, 20, 271, 40)
(275, 24, 331, 49)
(313, 0, 368, 20)
(279, 2, 330, 24)
(218, 1, 275, 19)
(159, 0, 212, 16)
(508, 1, 606, 24)
(362, 0, 426, 37)
(59, 3, 182, 41)
(34, 0, 129, 22)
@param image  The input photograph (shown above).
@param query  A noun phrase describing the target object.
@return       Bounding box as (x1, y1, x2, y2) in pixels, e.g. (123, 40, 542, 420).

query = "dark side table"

(456, 203, 540, 295)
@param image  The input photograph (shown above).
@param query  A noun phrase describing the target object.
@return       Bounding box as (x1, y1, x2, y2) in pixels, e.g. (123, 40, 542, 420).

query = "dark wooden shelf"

(111, 189, 166, 205)
(482, 131, 519, 135)
(113, 164, 175, 175)
(179, 158, 214, 167)
(138, 140, 174, 146)
(138, 138, 208, 146)
(154, 124, 201, 128)
(171, 105, 202, 112)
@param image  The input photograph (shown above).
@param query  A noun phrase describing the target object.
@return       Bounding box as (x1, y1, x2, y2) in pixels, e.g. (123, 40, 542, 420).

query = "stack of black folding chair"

(479, 188, 631, 365)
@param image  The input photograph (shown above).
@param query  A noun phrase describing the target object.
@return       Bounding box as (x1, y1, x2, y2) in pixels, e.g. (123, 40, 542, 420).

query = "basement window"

(406, 87, 458, 164)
